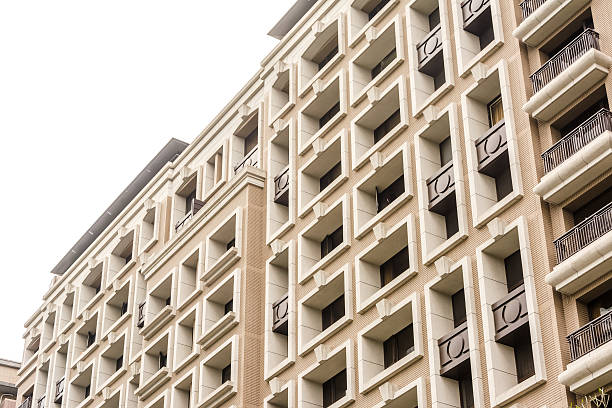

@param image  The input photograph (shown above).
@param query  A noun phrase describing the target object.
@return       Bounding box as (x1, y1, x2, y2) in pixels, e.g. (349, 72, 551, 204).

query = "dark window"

(587, 288, 612, 320)
(383, 324, 414, 368)
(226, 238, 236, 251)
(320, 226, 343, 258)
(458, 376, 475, 408)
(573, 186, 612, 224)
(321, 295, 345, 331)
(379, 246, 409, 287)
(371, 49, 397, 79)
(244, 128, 258, 155)
(84, 385, 91, 398)
(115, 355, 123, 371)
(376, 175, 405, 213)
(373, 109, 401, 144)
(317, 44, 339, 71)
(367, 0, 391, 20)
(503, 251, 524, 292)
(124, 249, 132, 264)
(547, 18, 593, 58)
(487, 95, 504, 127)
(94, 284, 101, 294)
(159, 352, 167, 369)
(322, 369, 347, 408)
(559, 98, 609, 136)
(319, 102, 341, 129)
(86, 331, 96, 348)
(439, 137, 453, 166)
(165, 296, 171, 306)
(452, 289, 467, 327)
(514, 337, 535, 382)
(320, 162, 342, 192)
(428, 8, 440, 29)
(185, 190, 197, 213)
(120, 302, 128, 316)
(445, 206, 459, 238)
(221, 364, 232, 383)
(224, 299, 233, 315)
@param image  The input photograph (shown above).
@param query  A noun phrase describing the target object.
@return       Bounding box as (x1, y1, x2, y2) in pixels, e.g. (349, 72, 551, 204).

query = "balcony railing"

(491, 284, 529, 345)
(137, 302, 146, 328)
(37, 396, 45, 408)
(272, 293, 289, 335)
(475, 119, 508, 177)
(175, 198, 205, 233)
(438, 321, 470, 379)
(274, 166, 290, 206)
(519, 0, 547, 19)
(234, 147, 259, 174)
(542, 108, 612, 172)
(18, 397, 32, 408)
(554, 201, 612, 263)
(530, 29, 600, 94)
(461, 0, 491, 32)
(426, 161, 455, 215)
(417, 25, 443, 74)
(567, 311, 612, 362)
(55, 377, 65, 403)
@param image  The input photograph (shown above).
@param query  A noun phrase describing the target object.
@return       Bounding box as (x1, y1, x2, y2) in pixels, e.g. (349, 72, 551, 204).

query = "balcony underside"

(513, 0, 590, 47)
(523, 50, 612, 121)
(545, 230, 612, 294)
(534, 131, 612, 204)
(558, 340, 612, 395)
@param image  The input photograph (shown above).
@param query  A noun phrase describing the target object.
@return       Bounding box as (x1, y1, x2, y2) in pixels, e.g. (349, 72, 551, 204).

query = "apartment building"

(14, 0, 612, 407)
(0, 358, 19, 408)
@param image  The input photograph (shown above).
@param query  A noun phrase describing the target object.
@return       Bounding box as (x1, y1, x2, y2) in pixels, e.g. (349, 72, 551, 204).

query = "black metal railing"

(137, 302, 146, 328)
(542, 109, 612, 172)
(530, 29, 600, 94)
(554, 201, 612, 263)
(234, 147, 259, 174)
(417, 25, 443, 69)
(567, 311, 612, 361)
(175, 198, 205, 233)
(519, 0, 547, 19)
(18, 397, 32, 408)
(54, 377, 65, 403)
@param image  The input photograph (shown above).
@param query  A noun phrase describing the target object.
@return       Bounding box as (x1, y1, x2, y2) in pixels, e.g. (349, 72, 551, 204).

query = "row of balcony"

(19, 378, 64, 408)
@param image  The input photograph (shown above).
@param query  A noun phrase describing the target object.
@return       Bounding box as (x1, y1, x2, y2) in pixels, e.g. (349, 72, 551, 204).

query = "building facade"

(14, 0, 612, 407)
(0, 359, 20, 408)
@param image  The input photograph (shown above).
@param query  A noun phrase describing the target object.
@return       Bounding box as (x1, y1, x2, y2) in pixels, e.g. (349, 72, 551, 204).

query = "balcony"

(438, 322, 470, 379)
(546, 202, 612, 294)
(461, 0, 491, 35)
(417, 25, 443, 76)
(18, 398, 32, 408)
(273, 166, 290, 206)
(175, 198, 204, 233)
(491, 284, 529, 346)
(523, 29, 612, 121)
(559, 311, 612, 394)
(426, 161, 455, 215)
(234, 147, 259, 174)
(272, 293, 289, 335)
(535, 109, 612, 204)
(513, 0, 591, 47)
(137, 302, 146, 328)
(54, 377, 65, 403)
(475, 119, 508, 177)
(37, 396, 45, 408)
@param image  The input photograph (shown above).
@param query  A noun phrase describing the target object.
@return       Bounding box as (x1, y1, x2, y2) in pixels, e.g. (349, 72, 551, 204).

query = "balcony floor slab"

(558, 339, 612, 395)
(545, 230, 612, 294)
(523, 50, 612, 122)
(534, 130, 612, 204)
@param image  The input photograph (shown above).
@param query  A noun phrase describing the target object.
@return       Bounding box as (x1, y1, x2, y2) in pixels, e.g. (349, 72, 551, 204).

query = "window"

(322, 369, 347, 408)
(233, 110, 260, 174)
(224, 299, 233, 315)
(204, 143, 226, 199)
(175, 306, 198, 371)
(373, 109, 401, 144)
(321, 295, 345, 331)
(319, 162, 342, 192)
(452, 289, 467, 327)
(67, 362, 93, 408)
(185, 190, 196, 214)
(379, 246, 409, 287)
(587, 288, 612, 320)
(429, 7, 440, 28)
(199, 270, 240, 349)
(199, 336, 238, 405)
(159, 352, 167, 369)
(84, 385, 90, 398)
(487, 95, 503, 127)
(371, 49, 397, 79)
(221, 364, 232, 383)
(316, 43, 339, 71)
(79, 262, 104, 313)
(504, 250, 524, 292)
(98, 332, 127, 389)
(269, 63, 295, 125)
(366, 0, 392, 20)
(383, 324, 414, 368)
(115, 356, 123, 371)
(376, 175, 405, 213)
(109, 229, 136, 282)
(267, 120, 294, 242)
(320, 226, 343, 258)
(74, 311, 99, 360)
(349, 0, 398, 45)
(244, 128, 258, 155)
(319, 102, 341, 129)
(204, 209, 241, 286)
(102, 280, 130, 335)
(177, 247, 202, 309)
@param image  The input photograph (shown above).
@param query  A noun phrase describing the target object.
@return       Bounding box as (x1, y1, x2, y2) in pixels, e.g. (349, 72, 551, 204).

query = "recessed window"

(373, 109, 400, 144)
(67, 363, 93, 408)
(102, 280, 130, 335)
(233, 111, 260, 174)
(371, 49, 397, 80)
(141, 331, 171, 388)
(108, 229, 136, 282)
(200, 271, 239, 349)
(139, 202, 159, 253)
(320, 227, 343, 259)
(98, 333, 126, 389)
(348, 0, 398, 45)
(177, 247, 202, 309)
(383, 324, 414, 368)
(175, 307, 198, 371)
(199, 336, 238, 406)
(269, 63, 295, 124)
(376, 174, 404, 213)
(74, 311, 99, 360)
(204, 144, 226, 200)
(321, 294, 345, 331)
(379, 246, 409, 287)
(78, 262, 104, 313)
(41, 310, 56, 351)
(59, 291, 75, 334)
(267, 120, 294, 242)
(174, 172, 201, 234)
(172, 371, 197, 408)
(204, 209, 241, 286)
(323, 369, 347, 408)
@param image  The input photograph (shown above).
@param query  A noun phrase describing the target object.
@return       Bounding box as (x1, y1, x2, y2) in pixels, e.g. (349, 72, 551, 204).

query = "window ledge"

(42, 338, 56, 354)
(96, 367, 127, 395)
(458, 38, 504, 79)
(72, 343, 99, 368)
(75, 395, 94, 408)
(269, 100, 295, 127)
(267, 219, 295, 246)
(174, 351, 199, 374)
(78, 291, 105, 319)
(299, 174, 348, 219)
(472, 189, 522, 229)
(59, 320, 75, 336)
(352, 122, 408, 170)
(351, 57, 404, 107)
(355, 192, 410, 240)
(299, 241, 350, 284)
(135, 367, 171, 400)
(558, 339, 612, 395)
(265, 357, 295, 382)
(177, 288, 203, 312)
(202, 247, 240, 287)
(412, 81, 454, 118)
(360, 350, 422, 394)
(422, 230, 468, 266)
(299, 315, 352, 356)
(107, 259, 137, 289)
(349, 0, 399, 48)
(197, 312, 239, 350)
(325, 394, 355, 408)
(140, 306, 176, 341)
(299, 111, 347, 156)
(357, 269, 417, 314)
(139, 236, 158, 255)
(491, 373, 545, 407)
(299, 53, 345, 98)
(101, 312, 131, 342)
(197, 381, 237, 408)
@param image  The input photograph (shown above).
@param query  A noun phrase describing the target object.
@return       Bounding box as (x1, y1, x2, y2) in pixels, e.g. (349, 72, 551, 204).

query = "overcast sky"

(0, 0, 291, 363)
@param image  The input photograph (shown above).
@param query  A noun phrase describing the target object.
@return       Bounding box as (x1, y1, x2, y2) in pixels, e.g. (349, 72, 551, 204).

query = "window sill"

(197, 381, 237, 408)
(422, 229, 468, 266)
(299, 111, 347, 156)
(106, 258, 137, 290)
(177, 288, 203, 312)
(59, 320, 75, 336)
(173, 351, 199, 374)
(269, 100, 295, 127)
(72, 343, 99, 369)
(78, 291, 105, 319)
(75, 395, 94, 408)
(96, 367, 127, 395)
(197, 312, 239, 350)
(139, 305, 176, 341)
(135, 367, 171, 401)
(352, 121, 407, 171)
(299, 53, 345, 99)
(299, 174, 348, 219)
(101, 312, 131, 342)
(458, 38, 503, 79)
(265, 357, 295, 382)
(267, 219, 295, 245)
(202, 247, 240, 287)
(354, 192, 410, 240)
(350, 57, 403, 107)
(491, 373, 545, 407)
(349, 0, 399, 48)
(472, 189, 522, 229)
(299, 241, 350, 284)
(138, 236, 158, 256)
(299, 315, 352, 357)
(359, 350, 422, 393)
(412, 81, 454, 118)
(357, 269, 417, 314)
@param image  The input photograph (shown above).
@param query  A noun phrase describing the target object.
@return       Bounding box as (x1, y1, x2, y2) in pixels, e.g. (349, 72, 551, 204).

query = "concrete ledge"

(513, 0, 590, 47)
(534, 131, 612, 204)
(545, 231, 612, 294)
(558, 340, 612, 395)
(523, 50, 612, 121)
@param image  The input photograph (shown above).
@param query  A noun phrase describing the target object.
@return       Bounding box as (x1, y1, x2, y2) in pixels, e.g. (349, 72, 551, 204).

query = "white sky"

(0, 0, 291, 363)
